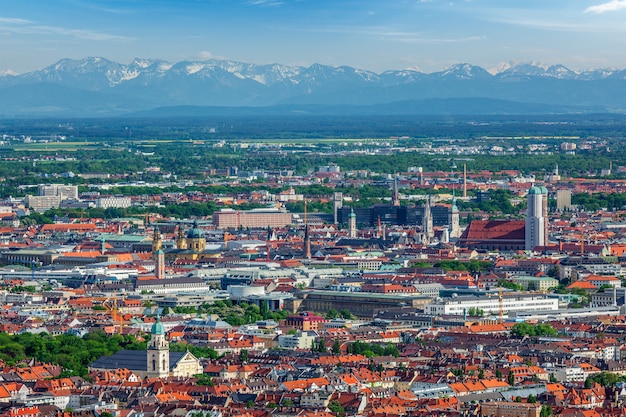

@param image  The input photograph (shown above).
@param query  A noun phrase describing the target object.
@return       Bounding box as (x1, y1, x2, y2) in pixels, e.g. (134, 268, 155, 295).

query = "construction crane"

(103, 291, 124, 335)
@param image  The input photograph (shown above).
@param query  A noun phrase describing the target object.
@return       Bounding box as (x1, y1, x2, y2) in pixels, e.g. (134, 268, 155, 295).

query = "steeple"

(147, 315, 169, 378)
(176, 224, 187, 250)
(155, 249, 165, 279)
(449, 194, 460, 238)
(422, 197, 433, 244)
(151, 226, 162, 254)
(348, 208, 357, 238)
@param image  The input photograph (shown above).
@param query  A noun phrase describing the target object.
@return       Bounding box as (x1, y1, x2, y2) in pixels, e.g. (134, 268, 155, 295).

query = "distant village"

(3, 139, 626, 417)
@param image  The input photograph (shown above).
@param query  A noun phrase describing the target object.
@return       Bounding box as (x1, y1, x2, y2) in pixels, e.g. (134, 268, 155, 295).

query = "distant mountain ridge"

(1, 57, 626, 117)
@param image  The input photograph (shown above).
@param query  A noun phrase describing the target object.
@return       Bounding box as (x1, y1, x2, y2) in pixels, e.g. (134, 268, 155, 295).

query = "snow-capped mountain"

(1, 57, 626, 116)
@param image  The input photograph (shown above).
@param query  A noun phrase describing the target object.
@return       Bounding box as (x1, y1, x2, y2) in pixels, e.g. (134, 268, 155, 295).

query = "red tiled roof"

(461, 220, 525, 241)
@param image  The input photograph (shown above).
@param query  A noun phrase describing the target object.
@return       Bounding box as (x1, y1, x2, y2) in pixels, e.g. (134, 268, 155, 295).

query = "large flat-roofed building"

(134, 277, 214, 295)
(0, 249, 60, 266)
(212, 209, 293, 229)
(96, 196, 132, 209)
(26, 184, 79, 212)
(25, 195, 62, 212)
(481, 402, 541, 417)
(424, 293, 558, 316)
(556, 189, 572, 211)
(38, 184, 78, 200)
(512, 276, 559, 291)
(289, 290, 431, 319)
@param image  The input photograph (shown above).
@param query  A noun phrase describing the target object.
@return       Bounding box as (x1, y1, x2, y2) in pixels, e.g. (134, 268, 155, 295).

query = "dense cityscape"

(0, 120, 626, 417)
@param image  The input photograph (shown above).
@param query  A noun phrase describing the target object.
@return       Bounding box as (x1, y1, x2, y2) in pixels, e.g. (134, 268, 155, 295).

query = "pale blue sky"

(1, 0, 626, 74)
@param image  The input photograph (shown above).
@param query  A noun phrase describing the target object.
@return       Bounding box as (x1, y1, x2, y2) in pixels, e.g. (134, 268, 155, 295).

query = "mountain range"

(2, 57, 626, 117)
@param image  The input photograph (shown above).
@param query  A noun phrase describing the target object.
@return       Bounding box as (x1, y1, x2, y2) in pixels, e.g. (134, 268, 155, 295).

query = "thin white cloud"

(244, 0, 284, 6)
(585, 0, 626, 13)
(0, 17, 33, 24)
(0, 17, 132, 41)
(301, 25, 485, 44)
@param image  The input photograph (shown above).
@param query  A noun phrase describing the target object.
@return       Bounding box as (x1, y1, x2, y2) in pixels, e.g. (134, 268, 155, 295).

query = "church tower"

(147, 316, 169, 378)
(155, 249, 165, 279)
(422, 197, 434, 244)
(176, 224, 187, 250)
(151, 226, 162, 254)
(525, 186, 548, 251)
(449, 197, 460, 238)
(348, 208, 357, 238)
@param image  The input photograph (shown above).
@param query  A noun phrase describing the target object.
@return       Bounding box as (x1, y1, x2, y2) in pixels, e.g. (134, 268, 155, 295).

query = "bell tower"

(147, 316, 169, 378)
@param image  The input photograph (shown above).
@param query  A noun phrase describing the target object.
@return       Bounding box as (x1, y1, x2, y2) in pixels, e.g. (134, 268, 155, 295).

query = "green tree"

(332, 339, 341, 354)
(508, 371, 515, 386)
(328, 400, 345, 416)
(317, 338, 326, 353)
(326, 309, 340, 319)
(194, 374, 214, 386)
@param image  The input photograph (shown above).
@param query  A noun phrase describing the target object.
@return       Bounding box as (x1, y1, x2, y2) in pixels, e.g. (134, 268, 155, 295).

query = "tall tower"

(422, 197, 434, 244)
(304, 224, 311, 259)
(151, 226, 162, 254)
(147, 316, 169, 378)
(176, 224, 187, 250)
(348, 208, 357, 238)
(525, 186, 549, 251)
(392, 174, 400, 207)
(333, 192, 343, 224)
(449, 197, 460, 238)
(155, 249, 165, 279)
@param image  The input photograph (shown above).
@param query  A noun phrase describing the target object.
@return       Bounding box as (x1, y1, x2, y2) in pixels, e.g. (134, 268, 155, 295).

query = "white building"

(278, 330, 317, 349)
(38, 184, 78, 199)
(96, 196, 132, 209)
(424, 293, 559, 316)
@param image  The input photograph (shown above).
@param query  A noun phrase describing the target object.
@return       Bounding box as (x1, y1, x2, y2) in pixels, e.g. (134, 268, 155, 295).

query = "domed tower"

(147, 315, 169, 378)
(151, 226, 163, 254)
(525, 185, 548, 251)
(176, 224, 188, 250)
(187, 221, 206, 253)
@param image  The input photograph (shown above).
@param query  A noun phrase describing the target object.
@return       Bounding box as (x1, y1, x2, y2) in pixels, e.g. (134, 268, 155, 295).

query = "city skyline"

(2, 0, 626, 75)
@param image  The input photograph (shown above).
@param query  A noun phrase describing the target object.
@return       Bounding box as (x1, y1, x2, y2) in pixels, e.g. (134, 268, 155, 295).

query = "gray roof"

(89, 350, 186, 372)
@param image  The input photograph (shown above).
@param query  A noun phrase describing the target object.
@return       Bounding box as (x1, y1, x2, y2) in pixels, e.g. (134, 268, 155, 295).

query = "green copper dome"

(528, 185, 548, 195)
(151, 316, 165, 335)
(187, 221, 205, 239)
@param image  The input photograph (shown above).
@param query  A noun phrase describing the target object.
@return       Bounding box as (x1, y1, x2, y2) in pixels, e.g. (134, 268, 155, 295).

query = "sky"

(1, 0, 626, 75)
